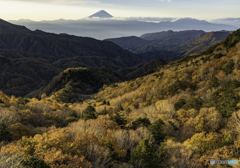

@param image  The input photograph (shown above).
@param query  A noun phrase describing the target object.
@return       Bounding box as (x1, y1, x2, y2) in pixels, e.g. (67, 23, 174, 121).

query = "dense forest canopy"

(1, 28, 240, 167)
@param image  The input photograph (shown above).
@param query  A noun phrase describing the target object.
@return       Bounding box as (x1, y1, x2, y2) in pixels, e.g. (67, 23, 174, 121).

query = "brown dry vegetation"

(1, 29, 240, 167)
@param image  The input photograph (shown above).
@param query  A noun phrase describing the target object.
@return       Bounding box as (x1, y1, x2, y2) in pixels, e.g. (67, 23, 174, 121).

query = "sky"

(0, 0, 240, 21)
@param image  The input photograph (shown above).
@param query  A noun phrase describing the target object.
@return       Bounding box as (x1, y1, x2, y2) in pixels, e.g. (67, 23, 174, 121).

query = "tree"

(130, 137, 158, 168)
(174, 99, 186, 111)
(82, 105, 97, 120)
(208, 80, 240, 117)
(113, 112, 127, 128)
(184, 97, 203, 111)
(148, 118, 165, 144)
(102, 100, 106, 105)
(9, 123, 33, 141)
(20, 155, 50, 168)
(132, 117, 151, 130)
(223, 59, 234, 75)
(208, 76, 219, 90)
(0, 122, 12, 142)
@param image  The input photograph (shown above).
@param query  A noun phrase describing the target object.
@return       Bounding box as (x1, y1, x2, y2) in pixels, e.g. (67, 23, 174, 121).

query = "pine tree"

(102, 100, 106, 105)
(148, 118, 165, 144)
(130, 137, 158, 167)
(113, 112, 127, 128)
(82, 105, 97, 120)
(132, 117, 151, 130)
(0, 122, 12, 142)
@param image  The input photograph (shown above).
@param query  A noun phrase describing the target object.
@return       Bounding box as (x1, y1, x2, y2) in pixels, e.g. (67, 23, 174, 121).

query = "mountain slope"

(28, 67, 124, 102)
(0, 18, 29, 32)
(0, 19, 145, 97)
(169, 31, 232, 56)
(106, 30, 231, 62)
(1, 27, 240, 168)
(140, 30, 206, 41)
(105, 36, 149, 49)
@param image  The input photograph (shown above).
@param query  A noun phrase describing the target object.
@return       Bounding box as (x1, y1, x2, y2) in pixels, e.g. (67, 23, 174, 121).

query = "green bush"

(20, 155, 50, 168)
(184, 97, 203, 111)
(82, 105, 97, 120)
(125, 107, 132, 113)
(144, 100, 152, 107)
(169, 79, 188, 95)
(208, 80, 240, 117)
(214, 53, 224, 59)
(174, 99, 186, 111)
(17, 97, 30, 105)
(115, 104, 124, 112)
(201, 44, 218, 55)
(129, 137, 158, 168)
(9, 123, 33, 141)
(66, 116, 79, 123)
(107, 141, 119, 161)
(70, 111, 78, 118)
(223, 59, 234, 75)
(203, 56, 211, 63)
(222, 134, 233, 146)
(148, 118, 165, 144)
(0, 122, 12, 142)
(168, 121, 179, 131)
(132, 117, 151, 130)
(208, 76, 219, 90)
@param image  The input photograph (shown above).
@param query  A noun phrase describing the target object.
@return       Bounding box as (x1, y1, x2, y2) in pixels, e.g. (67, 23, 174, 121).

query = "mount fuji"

(88, 10, 113, 18)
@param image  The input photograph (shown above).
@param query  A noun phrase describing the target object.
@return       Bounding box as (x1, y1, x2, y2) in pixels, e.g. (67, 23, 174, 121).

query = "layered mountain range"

(0, 19, 146, 97)
(106, 30, 232, 61)
(0, 16, 237, 100)
(8, 10, 237, 39)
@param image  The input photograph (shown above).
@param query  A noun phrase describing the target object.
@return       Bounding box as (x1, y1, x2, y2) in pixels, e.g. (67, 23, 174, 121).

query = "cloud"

(125, 17, 176, 22)
(157, 0, 172, 2)
(1, 0, 100, 5)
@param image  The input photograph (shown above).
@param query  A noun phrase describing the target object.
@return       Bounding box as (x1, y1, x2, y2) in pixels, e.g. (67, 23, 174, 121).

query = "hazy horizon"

(0, 0, 240, 21)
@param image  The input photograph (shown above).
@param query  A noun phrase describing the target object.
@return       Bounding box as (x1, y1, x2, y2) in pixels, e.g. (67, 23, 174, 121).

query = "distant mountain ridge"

(106, 30, 232, 61)
(140, 30, 206, 41)
(8, 15, 237, 39)
(0, 19, 145, 97)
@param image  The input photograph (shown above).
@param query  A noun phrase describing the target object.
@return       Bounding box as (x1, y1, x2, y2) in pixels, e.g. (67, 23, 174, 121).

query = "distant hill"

(0, 19, 145, 97)
(106, 30, 232, 62)
(105, 36, 149, 49)
(140, 30, 206, 41)
(169, 31, 232, 56)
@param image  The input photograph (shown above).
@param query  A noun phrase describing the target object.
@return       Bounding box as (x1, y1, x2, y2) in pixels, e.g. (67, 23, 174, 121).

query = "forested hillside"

(1, 28, 240, 167)
(0, 19, 145, 97)
(106, 30, 231, 62)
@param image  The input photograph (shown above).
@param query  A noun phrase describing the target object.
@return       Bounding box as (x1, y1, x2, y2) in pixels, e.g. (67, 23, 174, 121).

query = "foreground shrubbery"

(1, 31, 240, 167)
